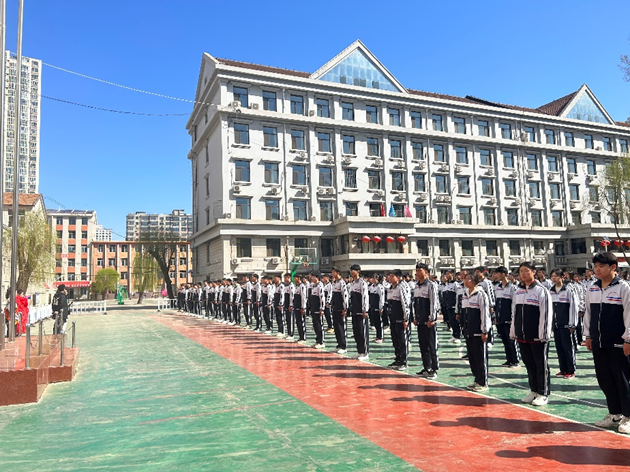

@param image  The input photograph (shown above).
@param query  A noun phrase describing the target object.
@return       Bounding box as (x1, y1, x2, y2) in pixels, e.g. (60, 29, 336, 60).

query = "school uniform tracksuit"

(328, 279, 349, 350)
(387, 281, 411, 366)
(369, 283, 385, 341)
(495, 281, 520, 366)
(584, 277, 630, 418)
(348, 278, 370, 357)
(251, 281, 262, 331)
(413, 279, 440, 373)
(262, 284, 274, 331)
(310, 282, 326, 345)
(242, 281, 252, 326)
(550, 283, 579, 375)
(293, 283, 308, 341)
(461, 287, 491, 387)
(442, 281, 460, 339)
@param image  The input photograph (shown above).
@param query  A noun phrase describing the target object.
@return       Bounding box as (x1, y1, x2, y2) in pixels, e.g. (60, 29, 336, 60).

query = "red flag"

(380, 203, 385, 217)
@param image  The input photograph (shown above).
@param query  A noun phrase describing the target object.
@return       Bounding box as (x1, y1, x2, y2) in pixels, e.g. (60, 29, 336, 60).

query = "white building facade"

(125, 209, 193, 241)
(94, 225, 113, 241)
(4, 51, 41, 193)
(187, 40, 630, 280)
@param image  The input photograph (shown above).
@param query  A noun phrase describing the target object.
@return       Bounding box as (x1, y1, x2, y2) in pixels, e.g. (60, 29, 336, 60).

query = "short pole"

(60, 331, 65, 367)
(38, 320, 43, 355)
(71, 320, 76, 348)
(25, 324, 30, 369)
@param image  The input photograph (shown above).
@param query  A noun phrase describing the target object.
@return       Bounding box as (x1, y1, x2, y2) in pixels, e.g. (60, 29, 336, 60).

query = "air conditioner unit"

(440, 164, 449, 172)
(250, 103, 259, 110)
(310, 215, 316, 221)
(527, 171, 535, 179)
(547, 173, 556, 182)
(326, 155, 335, 164)
(418, 160, 426, 170)
(429, 219, 436, 224)
(570, 201, 580, 209)
(451, 219, 459, 225)
(317, 187, 326, 195)
(299, 151, 307, 159)
(321, 257, 330, 265)
(418, 192, 428, 201)
(270, 186, 280, 195)
(308, 110, 316, 117)
(395, 161, 404, 169)
(326, 187, 335, 196)
(513, 198, 521, 205)
(596, 146, 602, 151)
(223, 212, 232, 219)
(444, 195, 452, 203)
(283, 214, 289, 221)
(510, 171, 518, 178)
(395, 193, 405, 201)
(587, 174, 596, 182)
(375, 189, 385, 197)
(231, 101, 240, 108)
(521, 132, 529, 142)
(454, 165, 463, 174)
(568, 172, 577, 180)
(374, 158, 383, 167)
(489, 198, 497, 205)
(486, 168, 494, 176)
(270, 257, 280, 264)
(231, 258, 239, 264)
(232, 184, 241, 193)
(342, 157, 352, 166)
(300, 185, 309, 194)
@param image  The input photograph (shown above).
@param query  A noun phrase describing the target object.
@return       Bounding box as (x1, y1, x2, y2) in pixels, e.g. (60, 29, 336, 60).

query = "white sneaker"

(315, 343, 325, 349)
(618, 416, 630, 434)
(337, 348, 347, 354)
(487, 343, 493, 349)
(453, 338, 462, 344)
(296, 340, 307, 345)
(264, 330, 272, 335)
(521, 391, 537, 404)
(357, 354, 369, 361)
(448, 337, 457, 342)
(595, 413, 623, 428)
(531, 394, 548, 406)
(285, 336, 295, 341)
(276, 332, 285, 338)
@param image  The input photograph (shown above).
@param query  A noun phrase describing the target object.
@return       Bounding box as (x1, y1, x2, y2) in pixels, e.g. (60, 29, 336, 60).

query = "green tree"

(132, 247, 160, 304)
(92, 268, 119, 300)
(3, 209, 55, 293)
(599, 154, 630, 260)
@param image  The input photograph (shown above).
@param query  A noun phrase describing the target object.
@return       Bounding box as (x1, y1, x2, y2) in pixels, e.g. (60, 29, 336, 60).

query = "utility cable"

(41, 95, 189, 116)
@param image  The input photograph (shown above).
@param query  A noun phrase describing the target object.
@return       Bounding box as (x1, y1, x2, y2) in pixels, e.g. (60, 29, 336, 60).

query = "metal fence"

(69, 301, 107, 314)
(157, 298, 178, 312)
(29, 304, 53, 324)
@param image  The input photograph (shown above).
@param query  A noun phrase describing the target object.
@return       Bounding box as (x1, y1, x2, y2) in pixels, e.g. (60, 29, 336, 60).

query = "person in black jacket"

(52, 284, 69, 335)
(461, 271, 491, 392)
(549, 268, 580, 379)
(585, 252, 630, 434)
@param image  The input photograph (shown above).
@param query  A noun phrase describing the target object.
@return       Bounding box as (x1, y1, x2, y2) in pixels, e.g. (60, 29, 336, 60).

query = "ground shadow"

(391, 394, 504, 407)
(358, 383, 454, 393)
(431, 415, 598, 434)
(495, 445, 630, 465)
(313, 372, 406, 380)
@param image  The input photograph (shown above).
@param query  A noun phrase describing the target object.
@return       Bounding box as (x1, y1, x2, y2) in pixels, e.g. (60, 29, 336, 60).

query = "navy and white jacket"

(509, 281, 553, 342)
(348, 278, 369, 314)
(327, 279, 349, 311)
(413, 279, 440, 325)
(251, 281, 260, 303)
(479, 278, 496, 308)
(309, 282, 326, 313)
(387, 280, 411, 321)
(278, 283, 295, 309)
(242, 281, 252, 302)
(292, 282, 308, 311)
(368, 283, 385, 311)
(461, 287, 491, 338)
(441, 281, 458, 310)
(494, 281, 516, 324)
(550, 283, 579, 329)
(234, 284, 242, 304)
(584, 276, 630, 348)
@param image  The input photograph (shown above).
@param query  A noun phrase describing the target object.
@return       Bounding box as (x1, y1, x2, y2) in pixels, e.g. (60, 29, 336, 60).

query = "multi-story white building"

(4, 51, 41, 193)
(125, 209, 193, 241)
(94, 225, 113, 242)
(187, 40, 630, 279)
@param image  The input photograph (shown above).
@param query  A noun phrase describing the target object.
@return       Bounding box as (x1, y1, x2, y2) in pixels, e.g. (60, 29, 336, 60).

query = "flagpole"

(9, 0, 24, 342)
(0, 0, 5, 350)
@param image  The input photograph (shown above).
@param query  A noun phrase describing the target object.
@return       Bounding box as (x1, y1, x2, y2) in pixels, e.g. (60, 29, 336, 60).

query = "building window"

(454, 146, 468, 164)
(569, 184, 580, 201)
(459, 207, 472, 225)
(341, 101, 354, 121)
(121, 258, 128, 267)
(98, 244, 104, 253)
(262, 90, 276, 111)
(393, 204, 405, 217)
(236, 238, 252, 258)
(509, 240, 520, 255)
(316, 98, 330, 118)
(433, 144, 445, 162)
(235, 198, 251, 219)
(532, 210, 543, 226)
(266, 238, 281, 257)
(410, 111, 421, 129)
(56, 217, 63, 225)
(368, 170, 381, 189)
(234, 123, 249, 145)
(69, 217, 76, 225)
(234, 160, 250, 182)
(388, 108, 400, 126)
(524, 126, 536, 142)
(205, 208, 210, 225)
(432, 114, 443, 131)
(264, 162, 279, 184)
(588, 186, 598, 202)
(415, 206, 427, 223)
(367, 137, 379, 156)
(480, 149, 492, 166)
(81, 245, 88, 253)
(68, 245, 76, 253)
(566, 158, 577, 173)
(369, 203, 381, 217)
(570, 238, 586, 254)
(437, 207, 450, 224)
(591, 212, 601, 223)
(345, 202, 358, 216)
(526, 153, 538, 170)
(547, 155, 559, 172)
(342, 135, 355, 154)
(263, 126, 278, 147)
(291, 129, 305, 150)
(565, 132, 574, 147)
(436, 175, 449, 194)
(439, 239, 451, 256)
(621, 139, 628, 153)
(108, 258, 116, 267)
(486, 240, 498, 256)
(318, 167, 333, 187)
(503, 151, 514, 168)
(504, 180, 516, 197)
(68, 231, 76, 239)
(56, 230, 63, 238)
(457, 177, 470, 195)
(550, 183, 561, 200)
(571, 211, 582, 225)
(233, 86, 248, 107)
(344, 168, 357, 188)
(366, 105, 378, 123)
(461, 240, 474, 256)
(507, 209, 518, 226)
(544, 129, 555, 144)
(67, 259, 75, 267)
(550, 211, 563, 227)
(81, 259, 87, 267)
(484, 208, 496, 225)
(391, 172, 405, 191)
(390, 139, 402, 159)
(318, 132, 331, 153)
(96, 258, 103, 267)
(81, 231, 87, 239)
(478, 120, 489, 137)
(413, 174, 425, 192)
(412, 142, 423, 160)
(453, 116, 466, 134)
(603, 137, 612, 151)
(587, 160, 596, 175)
(417, 239, 429, 256)
(292, 165, 307, 185)
(584, 134, 593, 149)
(320, 202, 334, 221)
(500, 123, 512, 139)
(481, 178, 494, 196)
(290, 95, 304, 115)
(293, 201, 308, 221)
(265, 199, 280, 220)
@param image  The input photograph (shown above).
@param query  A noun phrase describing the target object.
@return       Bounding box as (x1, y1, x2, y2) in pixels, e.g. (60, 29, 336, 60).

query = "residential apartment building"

(47, 209, 98, 299)
(125, 209, 193, 241)
(94, 225, 113, 241)
(4, 51, 41, 193)
(187, 40, 630, 279)
(90, 241, 193, 294)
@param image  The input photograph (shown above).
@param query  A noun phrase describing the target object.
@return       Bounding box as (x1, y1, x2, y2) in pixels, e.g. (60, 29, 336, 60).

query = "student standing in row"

(414, 263, 440, 379)
(348, 264, 370, 361)
(387, 269, 411, 370)
(549, 268, 579, 379)
(494, 266, 520, 368)
(309, 272, 326, 349)
(292, 274, 308, 344)
(327, 267, 348, 354)
(369, 275, 385, 344)
(461, 271, 491, 392)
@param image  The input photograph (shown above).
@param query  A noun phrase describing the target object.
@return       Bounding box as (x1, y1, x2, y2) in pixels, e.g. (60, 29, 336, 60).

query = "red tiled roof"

(536, 91, 578, 116)
(408, 89, 477, 104)
(216, 58, 311, 78)
(2, 192, 41, 207)
(616, 121, 630, 128)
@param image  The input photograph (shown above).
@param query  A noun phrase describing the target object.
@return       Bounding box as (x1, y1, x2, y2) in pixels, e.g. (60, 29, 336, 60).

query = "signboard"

(53, 281, 91, 288)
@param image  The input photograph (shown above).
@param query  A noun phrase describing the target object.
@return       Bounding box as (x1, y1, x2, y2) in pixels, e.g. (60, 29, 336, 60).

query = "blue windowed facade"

(318, 49, 399, 92)
(566, 93, 611, 124)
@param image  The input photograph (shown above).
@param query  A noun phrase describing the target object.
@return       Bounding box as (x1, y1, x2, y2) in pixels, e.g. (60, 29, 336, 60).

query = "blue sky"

(5, 0, 630, 237)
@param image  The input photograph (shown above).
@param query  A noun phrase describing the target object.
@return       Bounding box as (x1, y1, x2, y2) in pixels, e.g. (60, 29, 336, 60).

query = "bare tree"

(599, 154, 630, 260)
(136, 231, 182, 299)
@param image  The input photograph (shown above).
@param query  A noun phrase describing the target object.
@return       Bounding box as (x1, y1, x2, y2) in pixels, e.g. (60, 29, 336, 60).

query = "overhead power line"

(42, 95, 189, 116)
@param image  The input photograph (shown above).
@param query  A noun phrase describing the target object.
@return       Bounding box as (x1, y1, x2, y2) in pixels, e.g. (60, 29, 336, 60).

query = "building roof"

(536, 90, 578, 116)
(46, 209, 96, 215)
(217, 58, 311, 79)
(2, 192, 42, 207)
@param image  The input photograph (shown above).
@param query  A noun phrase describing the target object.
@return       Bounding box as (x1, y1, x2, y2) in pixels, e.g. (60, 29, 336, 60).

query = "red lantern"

(361, 235, 371, 243)
(396, 235, 406, 243)
(372, 235, 382, 243)
(624, 241, 630, 247)
(615, 240, 623, 247)
(386, 236, 395, 244)
(601, 240, 610, 247)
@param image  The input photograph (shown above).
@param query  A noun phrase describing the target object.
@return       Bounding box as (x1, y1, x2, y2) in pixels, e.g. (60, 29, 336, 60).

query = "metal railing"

(25, 318, 77, 370)
(157, 298, 178, 312)
(69, 301, 107, 314)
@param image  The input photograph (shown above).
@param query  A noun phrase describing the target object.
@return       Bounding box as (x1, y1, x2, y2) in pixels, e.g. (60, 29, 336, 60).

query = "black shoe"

(461, 355, 469, 361)
(501, 361, 511, 367)
(394, 363, 408, 371)
(417, 369, 429, 377)
(388, 361, 401, 367)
